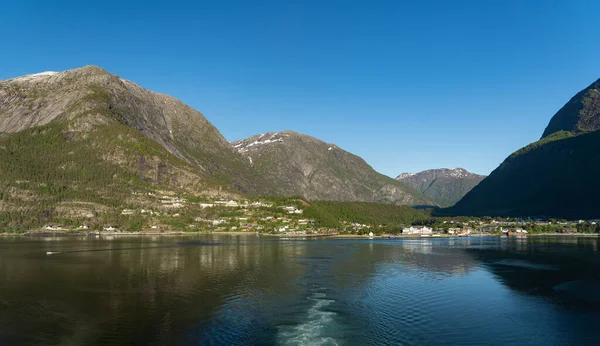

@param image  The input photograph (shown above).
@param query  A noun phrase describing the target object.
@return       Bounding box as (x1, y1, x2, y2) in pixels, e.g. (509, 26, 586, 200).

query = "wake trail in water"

(276, 291, 341, 346)
(45, 241, 220, 255)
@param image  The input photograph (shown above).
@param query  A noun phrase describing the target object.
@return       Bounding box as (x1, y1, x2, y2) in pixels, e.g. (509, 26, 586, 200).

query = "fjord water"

(0, 235, 599, 345)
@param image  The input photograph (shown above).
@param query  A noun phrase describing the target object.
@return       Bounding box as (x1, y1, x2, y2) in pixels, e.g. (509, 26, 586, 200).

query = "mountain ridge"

(395, 168, 485, 207)
(232, 131, 435, 206)
(1, 66, 434, 231)
(0, 65, 272, 194)
(541, 77, 600, 138)
(450, 76, 600, 219)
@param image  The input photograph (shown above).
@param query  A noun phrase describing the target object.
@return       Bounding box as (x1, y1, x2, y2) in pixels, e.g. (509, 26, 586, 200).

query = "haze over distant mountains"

(450, 77, 600, 219)
(396, 168, 486, 207)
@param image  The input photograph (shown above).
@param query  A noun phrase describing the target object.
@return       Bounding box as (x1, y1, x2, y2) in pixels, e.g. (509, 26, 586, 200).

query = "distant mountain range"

(395, 168, 486, 207)
(449, 77, 600, 219)
(4, 66, 599, 223)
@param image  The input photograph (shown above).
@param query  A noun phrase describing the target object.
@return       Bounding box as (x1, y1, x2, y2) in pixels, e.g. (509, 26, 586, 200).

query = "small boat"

(368, 232, 374, 239)
(506, 230, 527, 238)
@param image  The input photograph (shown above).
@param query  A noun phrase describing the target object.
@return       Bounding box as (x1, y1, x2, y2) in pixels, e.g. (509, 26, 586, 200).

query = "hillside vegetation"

(449, 128, 600, 219)
(0, 66, 439, 231)
(449, 76, 600, 219)
(0, 119, 234, 231)
(304, 200, 429, 228)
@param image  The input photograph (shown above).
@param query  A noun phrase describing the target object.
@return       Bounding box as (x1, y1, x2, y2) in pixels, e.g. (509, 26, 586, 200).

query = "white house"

(402, 226, 433, 235)
(225, 200, 239, 207)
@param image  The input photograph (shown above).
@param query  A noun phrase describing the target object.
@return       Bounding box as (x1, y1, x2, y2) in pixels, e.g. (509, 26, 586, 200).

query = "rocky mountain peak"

(541, 77, 600, 138)
(396, 168, 477, 181)
(232, 132, 289, 153)
(231, 130, 336, 154)
(0, 66, 269, 194)
(396, 172, 416, 180)
(396, 168, 486, 207)
(230, 131, 434, 206)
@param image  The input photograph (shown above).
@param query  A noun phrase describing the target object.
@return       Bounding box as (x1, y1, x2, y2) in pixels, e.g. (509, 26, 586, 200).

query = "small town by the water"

(12, 191, 599, 239)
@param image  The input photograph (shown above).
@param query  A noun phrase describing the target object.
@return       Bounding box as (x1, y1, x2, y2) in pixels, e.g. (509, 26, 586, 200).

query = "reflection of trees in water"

(0, 235, 308, 345)
(0, 236, 483, 344)
(5, 236, 595, 344)
(465, 237, 600, 306)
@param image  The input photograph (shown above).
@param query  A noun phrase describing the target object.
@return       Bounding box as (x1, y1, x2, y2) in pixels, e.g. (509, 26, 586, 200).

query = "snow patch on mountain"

(232, 132, 285, 153)
(448, 168, 468, 178)
(10, 71, 59, 82)
(397, 172, 416, 179)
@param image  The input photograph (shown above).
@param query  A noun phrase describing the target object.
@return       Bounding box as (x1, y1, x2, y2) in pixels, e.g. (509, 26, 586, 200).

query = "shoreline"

(0, 231, 258, 237)
(255, 233, 497, 239)
(1, 231, 598, 238)
(528, 233, 600, 237)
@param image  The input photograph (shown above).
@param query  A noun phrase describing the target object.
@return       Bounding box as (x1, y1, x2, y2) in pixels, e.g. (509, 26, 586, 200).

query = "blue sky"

(1, 0, 599, 177)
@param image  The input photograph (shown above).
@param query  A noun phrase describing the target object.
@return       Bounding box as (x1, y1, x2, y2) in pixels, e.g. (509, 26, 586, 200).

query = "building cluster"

(40, 190, 600, 235)
(402, 226, 433, 235)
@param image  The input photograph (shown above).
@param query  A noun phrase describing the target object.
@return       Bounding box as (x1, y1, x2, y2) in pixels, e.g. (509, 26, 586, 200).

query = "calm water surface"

(0, 235, 599, 345)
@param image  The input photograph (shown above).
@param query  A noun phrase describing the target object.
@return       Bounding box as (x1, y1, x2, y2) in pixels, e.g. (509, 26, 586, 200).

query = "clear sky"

(1, 0, 599, 177)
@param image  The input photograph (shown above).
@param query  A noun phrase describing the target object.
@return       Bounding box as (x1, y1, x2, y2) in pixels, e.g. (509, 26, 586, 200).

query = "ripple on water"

(494, 259, 558, 271)
(276, 292, 340, 346)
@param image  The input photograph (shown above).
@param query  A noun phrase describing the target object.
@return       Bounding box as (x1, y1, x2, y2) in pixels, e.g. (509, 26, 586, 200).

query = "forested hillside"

(449, 76, 600, 219)
(304, 201, 429, 228)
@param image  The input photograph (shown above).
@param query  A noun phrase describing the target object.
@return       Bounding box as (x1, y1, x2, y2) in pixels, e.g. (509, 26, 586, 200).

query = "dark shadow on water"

(466, 238, 600, 308)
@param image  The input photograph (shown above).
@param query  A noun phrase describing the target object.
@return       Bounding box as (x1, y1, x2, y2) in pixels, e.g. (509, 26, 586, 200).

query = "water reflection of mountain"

(0, 235, 308, 345)
(0, 236, 484, 345)
(4, 236, 596, 345)
(465, 237, 600, 307)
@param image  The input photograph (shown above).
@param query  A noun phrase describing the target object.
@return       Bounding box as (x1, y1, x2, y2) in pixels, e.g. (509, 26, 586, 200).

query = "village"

(35, 190, 600, 237)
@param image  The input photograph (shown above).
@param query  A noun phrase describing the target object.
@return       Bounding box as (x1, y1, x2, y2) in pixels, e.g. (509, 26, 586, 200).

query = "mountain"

(0, 66, 274, 229)
(231, 131, 434, 206)
(395, 168, 486, 207)
(1, 66, 269, 191)
(541, 78, 600, 138)
(0, 66, 434, 230)
(449, 77, 600, 219)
